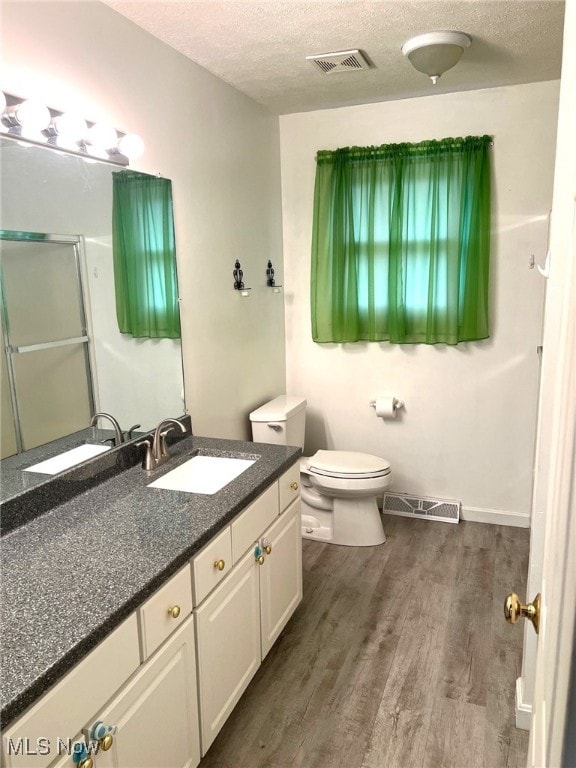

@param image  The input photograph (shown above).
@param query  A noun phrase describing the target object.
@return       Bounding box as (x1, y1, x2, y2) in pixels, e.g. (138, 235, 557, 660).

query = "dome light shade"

(118, 133, 145, 160)
(53, 112, 87, 142)
(14, 99, 51, 132)
(85, 122, 118, 151)
(402, 31, 471, 85)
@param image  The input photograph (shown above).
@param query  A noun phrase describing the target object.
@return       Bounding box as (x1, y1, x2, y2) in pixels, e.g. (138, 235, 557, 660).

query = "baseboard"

(515, 676, 532, 731)
(460, 505, 530, 528)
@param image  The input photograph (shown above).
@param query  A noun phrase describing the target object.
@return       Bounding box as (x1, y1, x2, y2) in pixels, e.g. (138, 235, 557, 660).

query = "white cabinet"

(194, 491, 302, 756)
(194, 548, 261, 752)
(259, 498, 303, 658)
(87, 616, 200, 768)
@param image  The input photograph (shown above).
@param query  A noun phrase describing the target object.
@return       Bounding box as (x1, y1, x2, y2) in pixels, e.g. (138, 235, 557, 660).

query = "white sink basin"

(24, 444, 111, 475)
(148, 455, 256, 494)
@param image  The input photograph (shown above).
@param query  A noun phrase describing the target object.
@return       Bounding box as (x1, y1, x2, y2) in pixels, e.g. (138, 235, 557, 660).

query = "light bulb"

(53, 112, 87, 148)
(15, 99, 51, 133)
(85, 122, 118, 151)
(118, 133, 145, 160)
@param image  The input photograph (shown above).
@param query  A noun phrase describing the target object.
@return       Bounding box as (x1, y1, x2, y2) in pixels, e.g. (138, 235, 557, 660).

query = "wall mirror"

(0, 137, 185, 497)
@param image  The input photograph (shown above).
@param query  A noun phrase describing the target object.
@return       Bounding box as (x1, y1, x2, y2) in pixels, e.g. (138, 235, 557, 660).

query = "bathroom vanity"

(1, 433, 301, 768)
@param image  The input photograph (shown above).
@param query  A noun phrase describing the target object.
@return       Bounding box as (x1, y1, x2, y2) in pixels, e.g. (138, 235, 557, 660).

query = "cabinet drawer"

(2, 615, 140, 768)
(138, 565, 193, 660)
(278, 462, 301, 513)
(231, 484, 278, 562)
(192, 527, 232, 606)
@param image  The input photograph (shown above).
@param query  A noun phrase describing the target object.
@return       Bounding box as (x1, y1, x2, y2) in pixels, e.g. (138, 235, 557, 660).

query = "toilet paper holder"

(369, 398, 405, 412)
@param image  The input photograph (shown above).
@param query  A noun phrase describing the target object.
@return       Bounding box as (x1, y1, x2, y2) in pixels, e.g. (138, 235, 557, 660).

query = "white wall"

(1, 0, 286, 440)
(280, 81, 560, 522)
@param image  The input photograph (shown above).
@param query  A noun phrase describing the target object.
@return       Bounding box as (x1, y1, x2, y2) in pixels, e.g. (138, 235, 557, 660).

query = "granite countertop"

(0, 434, 300, 729)
(0, 427, 122, 503)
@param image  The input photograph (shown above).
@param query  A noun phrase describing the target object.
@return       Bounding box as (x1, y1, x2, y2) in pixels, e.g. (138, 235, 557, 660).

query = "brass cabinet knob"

(290, 481, 299, 491)
(213, 559, 225, 571)
(168, 605, 181, 619)
(99, 734, 114, 751)
(257, 555, 265, 565)
(504, 592, 541, 634)
(264, 545, 272, 555)
(79, 759, 93, 768)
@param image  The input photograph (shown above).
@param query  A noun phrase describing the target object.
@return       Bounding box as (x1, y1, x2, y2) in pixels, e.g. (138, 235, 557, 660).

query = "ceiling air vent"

(306, 49, 371, 75)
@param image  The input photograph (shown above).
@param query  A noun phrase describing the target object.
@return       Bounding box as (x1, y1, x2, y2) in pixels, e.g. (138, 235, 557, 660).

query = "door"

(90, 616, 200, 768)
(259, 499, 303, 658)
(524, 4, 576, 765)
(194, 547, 261, 755)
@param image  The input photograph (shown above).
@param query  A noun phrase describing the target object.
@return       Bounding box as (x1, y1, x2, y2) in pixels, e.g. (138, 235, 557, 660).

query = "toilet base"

(301, 497, 386, 547)
(301, 513, 332, 542)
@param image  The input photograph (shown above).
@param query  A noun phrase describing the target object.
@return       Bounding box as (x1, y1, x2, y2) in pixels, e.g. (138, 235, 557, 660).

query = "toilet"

(249, 396, 392, 546)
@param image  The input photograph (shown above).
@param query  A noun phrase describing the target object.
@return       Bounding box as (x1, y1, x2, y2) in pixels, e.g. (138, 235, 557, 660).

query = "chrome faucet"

(90, 412, 124, 447)
(139, 418, 187, 471)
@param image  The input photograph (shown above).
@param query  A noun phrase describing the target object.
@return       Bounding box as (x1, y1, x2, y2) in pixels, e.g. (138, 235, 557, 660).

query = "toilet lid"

(307, 450, 391, 479)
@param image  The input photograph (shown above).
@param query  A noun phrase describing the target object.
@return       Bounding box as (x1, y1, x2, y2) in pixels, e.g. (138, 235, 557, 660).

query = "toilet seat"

(306, 450, 391, 479)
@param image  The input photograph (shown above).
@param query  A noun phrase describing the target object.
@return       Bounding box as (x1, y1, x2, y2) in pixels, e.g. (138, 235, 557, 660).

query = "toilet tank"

(249, 396, 307, 448)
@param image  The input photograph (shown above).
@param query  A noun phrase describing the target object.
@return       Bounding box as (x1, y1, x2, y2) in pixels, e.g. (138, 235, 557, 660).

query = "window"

(112, 171, 181, 339)
(310, 136, 491, 345)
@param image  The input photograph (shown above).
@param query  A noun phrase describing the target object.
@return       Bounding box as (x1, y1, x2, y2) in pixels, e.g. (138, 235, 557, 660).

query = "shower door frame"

(0, 230, 96, 454)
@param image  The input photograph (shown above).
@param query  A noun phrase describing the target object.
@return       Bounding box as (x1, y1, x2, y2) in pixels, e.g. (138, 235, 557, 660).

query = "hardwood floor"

(199, 516, 530, 768)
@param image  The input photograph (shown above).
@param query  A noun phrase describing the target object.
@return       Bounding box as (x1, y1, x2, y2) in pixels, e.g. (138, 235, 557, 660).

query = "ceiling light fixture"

(401, 31, 471, 85)
(0, 91, 144, 166)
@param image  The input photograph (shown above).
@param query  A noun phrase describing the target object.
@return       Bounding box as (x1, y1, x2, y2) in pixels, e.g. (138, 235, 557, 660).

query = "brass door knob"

(213, 559, 225, 571)
(290, 481, 299, 491)
(504, 592, 541, 634)
(168, 605, 181, 619)
(79, 759, 93, 768)
(257, 555, 265, 565)
(98, 734, 114, 751)
(264, 545, 272, 555)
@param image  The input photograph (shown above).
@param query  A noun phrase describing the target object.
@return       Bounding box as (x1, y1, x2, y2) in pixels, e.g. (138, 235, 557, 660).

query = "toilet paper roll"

(374, 397, 397, 419)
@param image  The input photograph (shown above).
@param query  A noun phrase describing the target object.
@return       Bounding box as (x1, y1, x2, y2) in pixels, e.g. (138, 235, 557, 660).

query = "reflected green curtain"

(112, 171, 181, 338)
(311, 135, 491, 344)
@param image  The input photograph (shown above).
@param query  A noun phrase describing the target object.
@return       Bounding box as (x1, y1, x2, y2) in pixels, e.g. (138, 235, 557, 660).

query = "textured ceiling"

(103, 0, 566, 114)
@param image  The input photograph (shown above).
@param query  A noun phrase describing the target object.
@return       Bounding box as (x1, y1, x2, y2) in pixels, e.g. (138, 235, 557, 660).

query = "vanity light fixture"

(0, 91, 144, 166)
(233, 260, 251, 296)
(401, 31, 471, 85)
(266, 260, 282, 293)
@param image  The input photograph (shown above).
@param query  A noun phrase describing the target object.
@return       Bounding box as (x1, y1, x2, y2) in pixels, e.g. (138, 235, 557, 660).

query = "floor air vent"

(306, 49, 371, 75)
(382, 492, 460, 524)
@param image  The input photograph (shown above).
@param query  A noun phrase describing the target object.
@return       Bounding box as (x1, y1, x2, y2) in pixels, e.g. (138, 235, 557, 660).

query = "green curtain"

(311, 135, 491, 345)
(112, 171, 181, 338)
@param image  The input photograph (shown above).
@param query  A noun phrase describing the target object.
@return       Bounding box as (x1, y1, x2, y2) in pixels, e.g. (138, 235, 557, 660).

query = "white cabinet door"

(195, 547, 261, 756)
(259, 499, 302, 658)
(91, 616, 200, 768)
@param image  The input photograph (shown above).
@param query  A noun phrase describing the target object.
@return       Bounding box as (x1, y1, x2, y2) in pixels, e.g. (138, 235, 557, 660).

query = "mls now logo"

(5, 738, 91, 757)
(6, 722, 116, 759)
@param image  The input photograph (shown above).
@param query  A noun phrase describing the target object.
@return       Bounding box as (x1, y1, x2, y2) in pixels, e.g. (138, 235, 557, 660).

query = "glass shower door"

(0, 233, 95, 456)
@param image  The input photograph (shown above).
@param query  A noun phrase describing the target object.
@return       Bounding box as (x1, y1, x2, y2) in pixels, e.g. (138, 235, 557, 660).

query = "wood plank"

(423, 698, 486, 768)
